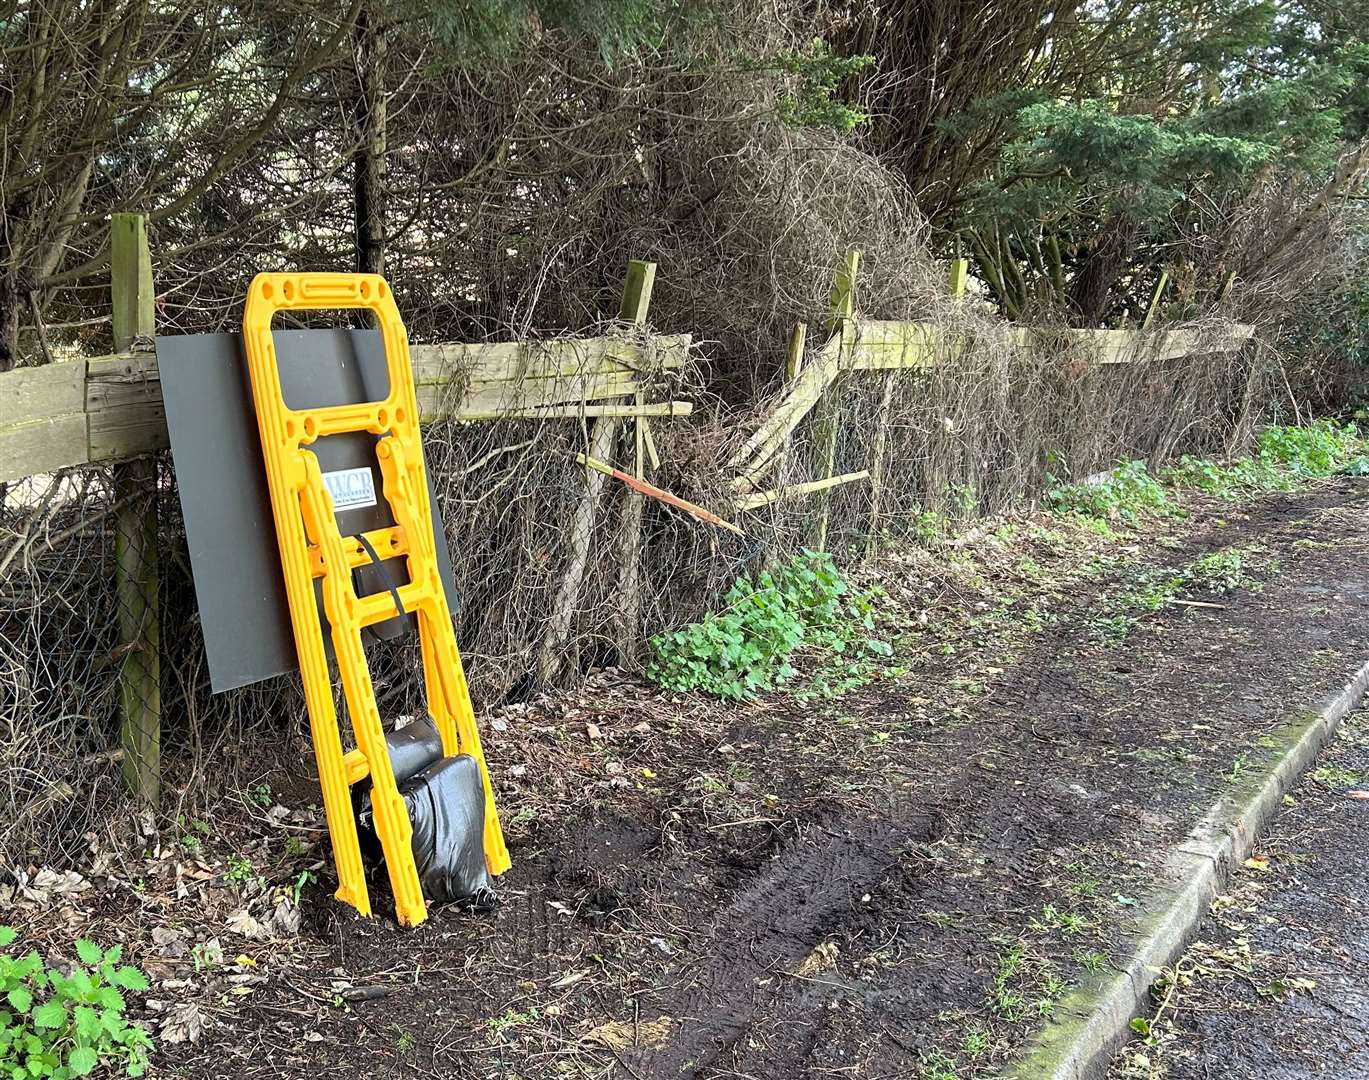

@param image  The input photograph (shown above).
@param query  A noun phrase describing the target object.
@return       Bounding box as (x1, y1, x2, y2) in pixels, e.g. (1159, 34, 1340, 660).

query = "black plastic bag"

(397, 756, 496, 911)
(354, 718, 495, 910)
(352, 716, 444, 863)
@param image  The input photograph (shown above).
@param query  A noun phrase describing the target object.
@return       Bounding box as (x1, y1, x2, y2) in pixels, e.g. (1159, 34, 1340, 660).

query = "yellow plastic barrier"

(242, 273, 509, 927)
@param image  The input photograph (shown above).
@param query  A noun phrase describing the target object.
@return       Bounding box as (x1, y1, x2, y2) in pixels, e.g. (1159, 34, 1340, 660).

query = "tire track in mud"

(637, 809, 940, 1077)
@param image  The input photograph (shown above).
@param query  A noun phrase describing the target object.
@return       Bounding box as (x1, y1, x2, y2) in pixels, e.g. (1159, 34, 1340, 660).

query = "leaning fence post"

(536, 260, 655, 684)
(1142, 270, 1169, 330)
(811, 250, 860, 552)
(110, 212, 161, 805)
(612, 260, 656, 659)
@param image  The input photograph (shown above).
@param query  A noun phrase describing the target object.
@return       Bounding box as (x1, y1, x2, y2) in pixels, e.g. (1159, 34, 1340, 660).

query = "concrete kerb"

(1006, 658, 1369, 1080)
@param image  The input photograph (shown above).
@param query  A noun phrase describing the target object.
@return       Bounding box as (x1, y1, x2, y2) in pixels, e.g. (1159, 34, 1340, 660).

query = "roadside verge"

(1007, 658, 1369, 1080)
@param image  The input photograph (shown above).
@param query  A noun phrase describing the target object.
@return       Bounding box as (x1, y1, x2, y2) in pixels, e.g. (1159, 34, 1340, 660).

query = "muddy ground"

(6, 477, 1369, 1079)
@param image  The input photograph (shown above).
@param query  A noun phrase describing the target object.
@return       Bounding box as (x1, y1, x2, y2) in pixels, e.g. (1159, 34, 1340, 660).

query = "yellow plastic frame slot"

(242, 272, 510, 927)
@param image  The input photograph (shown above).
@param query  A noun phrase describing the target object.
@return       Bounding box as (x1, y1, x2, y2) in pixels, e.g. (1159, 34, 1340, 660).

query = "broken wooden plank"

(728, 333, 844, 490)
(736, 469, 871, 511)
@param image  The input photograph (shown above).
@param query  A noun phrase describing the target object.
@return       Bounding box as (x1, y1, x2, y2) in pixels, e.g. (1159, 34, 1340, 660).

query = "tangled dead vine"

(0, 2, 1305, 867)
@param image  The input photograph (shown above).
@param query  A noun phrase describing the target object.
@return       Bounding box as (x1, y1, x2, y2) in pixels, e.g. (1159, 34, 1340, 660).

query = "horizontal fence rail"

(0, 335, 694, 486)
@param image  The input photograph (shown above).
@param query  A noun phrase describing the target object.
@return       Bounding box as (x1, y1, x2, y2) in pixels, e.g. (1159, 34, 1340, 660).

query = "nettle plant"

(647, 551, 885, 700)
(0, 928, 154, 1079)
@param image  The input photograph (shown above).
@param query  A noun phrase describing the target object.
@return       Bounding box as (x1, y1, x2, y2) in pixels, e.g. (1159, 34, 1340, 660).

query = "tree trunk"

(1068, 216, 1138, 326)
(353, 6, 388, 277)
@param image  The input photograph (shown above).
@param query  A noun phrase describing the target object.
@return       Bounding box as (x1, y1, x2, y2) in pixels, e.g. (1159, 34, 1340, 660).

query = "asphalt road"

(1112, 702, 1369, 1079)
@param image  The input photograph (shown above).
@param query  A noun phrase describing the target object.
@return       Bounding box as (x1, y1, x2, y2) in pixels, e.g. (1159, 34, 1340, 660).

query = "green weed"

(1186, 549, 1250, 592)
(1047, 460, 1168, 523)
(647, 551, 887, 700)
(919, 1050, 959, 1080)
(961, 1026, 989, 1059)
(989, 943, 1028, 1021)
(224, 856, 254, 886)
(0, 928, 154, 1078)
(487, 1006, 540, 1033)
(1256, 420, 1361, 477)
(1311, 764, 1361, 789)
(1074, 948, 1108, 974)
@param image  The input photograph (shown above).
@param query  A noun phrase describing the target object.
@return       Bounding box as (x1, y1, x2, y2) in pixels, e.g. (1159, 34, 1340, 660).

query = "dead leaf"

(20, 867, 89, 903)
(159, 1002, 208, 1044)
(586, 722, 603, 741)
(550, 970, 589, 989)
(1244, 855, 1271, 873)
(226, 909, 268, 940)
(268, 898, 301, 937)
(793, 941, 839, 978)
(583, 1016, 673, 1050)
(151, 926, 188, 958)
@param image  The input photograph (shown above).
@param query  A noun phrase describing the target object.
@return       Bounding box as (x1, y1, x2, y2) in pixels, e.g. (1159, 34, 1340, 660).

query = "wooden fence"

(0, 225, 1256, 806)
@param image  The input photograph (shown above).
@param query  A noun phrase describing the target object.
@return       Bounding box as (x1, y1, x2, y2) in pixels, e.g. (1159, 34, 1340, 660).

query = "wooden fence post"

(612, 260, 656, 660)
(864, 258, 966, 557)
(811, 250, 860, 552)
(780, 321, 807, 467)
(537, 260, 655, 684)
(110, 212, 160, 805)
(1216, 270, 1237, 306)
(1142, 270, 1169, 329)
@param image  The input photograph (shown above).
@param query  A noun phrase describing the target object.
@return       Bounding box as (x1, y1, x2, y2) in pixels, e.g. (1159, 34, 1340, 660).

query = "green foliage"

(0, 929, 154, 1079)
(768, 40, 872, 133)
(1255, 419, 1361, 476)
(224, 855, 255, 886)
(1311, 764, 1362, 788)
(1046, 460, 1169, 523)
(647, 551, 881, 699)
(1116, 546, 1253, 619)
(944, 0, 1369, 322)
(988, 943, 1028, 1021)
(1159, 453, 1284, 496)
(1186, 549, 1250, 592)
(985, 100, 1279, 226)
(1060, 424, 1366, 527)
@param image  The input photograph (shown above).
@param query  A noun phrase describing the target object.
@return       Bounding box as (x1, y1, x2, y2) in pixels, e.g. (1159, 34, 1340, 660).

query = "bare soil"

(7, 478, 1369, 1080)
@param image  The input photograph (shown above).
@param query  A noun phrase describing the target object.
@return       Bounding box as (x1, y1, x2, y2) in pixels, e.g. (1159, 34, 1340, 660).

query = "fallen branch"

(574, 453, 744, 536)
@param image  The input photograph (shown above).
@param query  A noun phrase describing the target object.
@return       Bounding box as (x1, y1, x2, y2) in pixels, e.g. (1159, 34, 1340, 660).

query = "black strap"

(354, 533, 406, 618)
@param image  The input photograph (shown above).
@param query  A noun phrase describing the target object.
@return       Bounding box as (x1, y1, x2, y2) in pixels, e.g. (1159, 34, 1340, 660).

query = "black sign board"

(156, 329, 458, 693)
